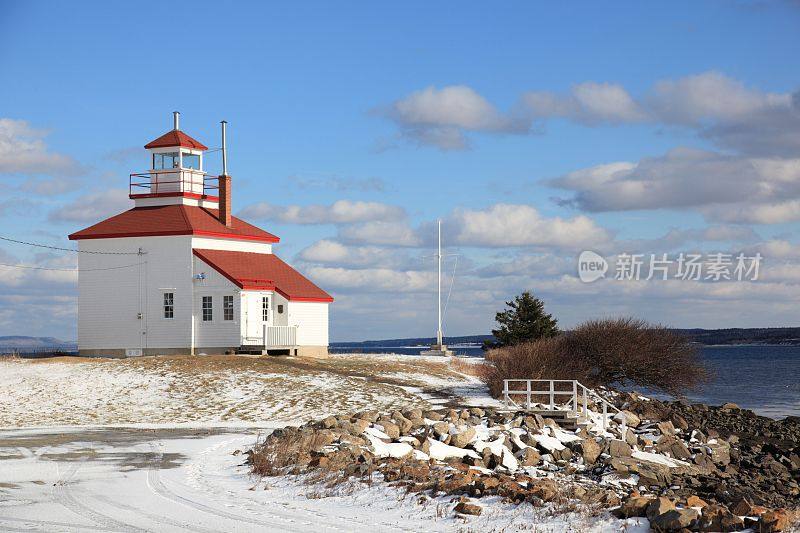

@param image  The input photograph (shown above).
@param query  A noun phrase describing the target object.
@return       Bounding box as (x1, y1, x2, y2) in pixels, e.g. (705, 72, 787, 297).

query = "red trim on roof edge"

(68, 230, 280, 242)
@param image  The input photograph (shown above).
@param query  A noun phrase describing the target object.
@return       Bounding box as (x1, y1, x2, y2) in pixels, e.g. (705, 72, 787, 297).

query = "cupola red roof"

(144, 130, 208, 151)
(68, 204, 279, 243)
(193, 249, 334, 302)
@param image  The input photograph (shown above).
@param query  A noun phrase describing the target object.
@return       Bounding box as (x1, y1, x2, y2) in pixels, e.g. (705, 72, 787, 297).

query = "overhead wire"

(0, 235, 144, 255)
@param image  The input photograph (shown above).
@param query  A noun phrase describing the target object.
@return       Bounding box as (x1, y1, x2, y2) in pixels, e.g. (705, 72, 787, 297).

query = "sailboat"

(420, 219, 454, 357)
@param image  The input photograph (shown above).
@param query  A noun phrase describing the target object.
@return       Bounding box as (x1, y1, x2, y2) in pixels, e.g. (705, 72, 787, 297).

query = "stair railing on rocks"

(502, 379, 627, 434)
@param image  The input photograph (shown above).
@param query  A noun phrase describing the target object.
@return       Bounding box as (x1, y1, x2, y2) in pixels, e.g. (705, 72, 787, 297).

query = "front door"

(244, 292, 270, 343)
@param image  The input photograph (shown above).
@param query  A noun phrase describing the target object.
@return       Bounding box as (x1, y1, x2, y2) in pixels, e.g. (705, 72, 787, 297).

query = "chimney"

(218, 120, 231, 227)
(173, 111, 180, 130)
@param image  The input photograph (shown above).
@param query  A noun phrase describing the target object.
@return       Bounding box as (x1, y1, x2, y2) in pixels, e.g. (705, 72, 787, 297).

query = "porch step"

(502, 409, 579, 430)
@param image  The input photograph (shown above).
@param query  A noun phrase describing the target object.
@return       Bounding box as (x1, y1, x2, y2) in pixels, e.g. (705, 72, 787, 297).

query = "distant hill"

(0, 336, 77, 353)
(334, 328, 800, 348)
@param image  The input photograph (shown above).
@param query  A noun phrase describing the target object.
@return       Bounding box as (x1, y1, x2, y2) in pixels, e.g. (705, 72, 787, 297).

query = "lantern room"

(131, 112, 216, 203)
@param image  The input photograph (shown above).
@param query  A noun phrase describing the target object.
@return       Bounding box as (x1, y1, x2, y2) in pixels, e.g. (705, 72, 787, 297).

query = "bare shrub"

(481, 317, 710, 398)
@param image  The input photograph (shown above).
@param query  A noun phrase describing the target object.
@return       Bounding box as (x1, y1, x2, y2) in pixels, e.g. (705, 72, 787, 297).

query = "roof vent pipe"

(173, 111, 180, 131)
(221, 120, 228, 176)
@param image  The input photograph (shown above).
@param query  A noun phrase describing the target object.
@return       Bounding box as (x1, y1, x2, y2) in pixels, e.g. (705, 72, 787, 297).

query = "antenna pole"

(437, 219, 443, 347)
(221, 120, 228, 176)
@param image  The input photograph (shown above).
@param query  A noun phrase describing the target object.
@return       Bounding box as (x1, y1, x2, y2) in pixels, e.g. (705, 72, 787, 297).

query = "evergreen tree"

(483, 291, 559, 349)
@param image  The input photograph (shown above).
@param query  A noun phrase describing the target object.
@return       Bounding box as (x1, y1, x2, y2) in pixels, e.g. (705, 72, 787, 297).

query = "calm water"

(331, 344, 800, 419)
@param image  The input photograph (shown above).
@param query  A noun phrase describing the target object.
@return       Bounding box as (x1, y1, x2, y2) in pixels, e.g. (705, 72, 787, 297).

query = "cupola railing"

(129, 171, 220, 198)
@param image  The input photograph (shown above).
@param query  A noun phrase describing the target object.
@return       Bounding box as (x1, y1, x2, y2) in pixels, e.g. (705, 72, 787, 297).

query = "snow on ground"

(0, 353, 650, 531)
(0, 428, 649, 532)
(0, 354, 476, 428)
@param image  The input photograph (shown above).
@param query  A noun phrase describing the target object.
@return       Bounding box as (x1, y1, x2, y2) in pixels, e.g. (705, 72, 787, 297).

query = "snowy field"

(0, 354, 479, 428)
(0, 354, 646, 531)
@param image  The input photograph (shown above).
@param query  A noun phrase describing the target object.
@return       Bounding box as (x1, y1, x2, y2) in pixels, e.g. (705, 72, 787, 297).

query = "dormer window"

(181, 152, 200, 170)
(153, 152, 179, 170)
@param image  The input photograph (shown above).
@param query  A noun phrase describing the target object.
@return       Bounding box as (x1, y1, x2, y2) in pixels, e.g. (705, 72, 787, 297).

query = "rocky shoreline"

(249, 392, 799, 532)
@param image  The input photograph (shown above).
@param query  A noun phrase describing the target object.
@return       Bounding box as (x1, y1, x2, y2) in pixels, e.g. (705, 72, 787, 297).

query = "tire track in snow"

(187, 436, 410, 533)
(52, 460, 148, 533)
(146, 442, 307, 532)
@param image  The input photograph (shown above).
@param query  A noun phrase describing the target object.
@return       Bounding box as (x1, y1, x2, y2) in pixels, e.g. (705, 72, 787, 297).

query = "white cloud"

(550, 147, 800, 221)
(0, 119, 81, 176)
(305, 265, 434, 292)
(338, 220, 422, 247)
(297, 239, 418, 269)
(238, 200, 405, 225)
(378, 85, 531, 150)
(648, 71, 790, 125)
(48, 189, 131, 224)
(523, 82, 648, 124)
(445, 204, 611, 249)
(701, 199, 800, 224)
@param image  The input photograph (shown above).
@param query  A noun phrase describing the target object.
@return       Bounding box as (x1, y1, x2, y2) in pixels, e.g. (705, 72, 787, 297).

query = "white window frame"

(223, 295, 234, 321)
(202, 296, 213, 322)
(262, 296, 269, 323)
(163, 292, 174, 319)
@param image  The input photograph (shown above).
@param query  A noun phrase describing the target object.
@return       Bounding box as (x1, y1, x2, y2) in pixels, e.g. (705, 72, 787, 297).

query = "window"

(163, 292, 174, 319)
(202, 296, 213, 321)
(181, 153, 200, 170)
(223, 295, 234, 321)
(262, 296, 269, 322)
(153, 152, 179, 170)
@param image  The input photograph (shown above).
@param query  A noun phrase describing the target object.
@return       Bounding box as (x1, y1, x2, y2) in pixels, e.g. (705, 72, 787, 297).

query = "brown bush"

(481, 317, 710, 398)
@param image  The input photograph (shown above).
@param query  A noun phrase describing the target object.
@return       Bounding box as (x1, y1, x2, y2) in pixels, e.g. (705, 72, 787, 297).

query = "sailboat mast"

(437, 219, 443, 346)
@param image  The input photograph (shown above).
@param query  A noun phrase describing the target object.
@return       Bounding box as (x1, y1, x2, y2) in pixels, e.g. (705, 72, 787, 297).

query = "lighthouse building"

(69, 114, 333, 357)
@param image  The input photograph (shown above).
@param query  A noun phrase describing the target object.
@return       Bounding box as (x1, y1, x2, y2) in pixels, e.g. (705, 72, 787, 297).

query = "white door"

(244, 293, 270, 342)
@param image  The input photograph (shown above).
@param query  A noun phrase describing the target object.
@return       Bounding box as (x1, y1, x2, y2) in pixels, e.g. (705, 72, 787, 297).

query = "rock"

(424, 410, 444, 421)
(615, 410, 641, 428)
(758, 509, 790, 532)
(609, 439, 632, 458)
(379, 421, 401, 440)
(476, 476, 500, 491)
(453, 501, 482, 516)
(624, 428, 638, 447)
(613, 495, 653, 518)
(730, 497, 754, 516)
(529, 478, 559, 502)
(321, 415, 338, 429)
(579, 437, 602, 465)
(720, 402, 740, 410)
(670, 413, 690, 431)
(698, 504, 745, 532)
(646, 497, 676, 521)
(450, 427, 476, 449)
(403, 408, 423, 421)
(517, 447, 541, 466)
(432, 422, 450, 439)
(686, 495, 708, 508)
(523, 416, 541, 430)
(650, 508, 699, 531)
(657, 420, 677, 436)
(707, 439, 731, 466)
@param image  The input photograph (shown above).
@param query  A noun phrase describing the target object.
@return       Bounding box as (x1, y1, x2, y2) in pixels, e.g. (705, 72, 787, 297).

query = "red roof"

(144, 130, 208, 151)
(68, 204, 279, 243)
(194, 249, 333, 302)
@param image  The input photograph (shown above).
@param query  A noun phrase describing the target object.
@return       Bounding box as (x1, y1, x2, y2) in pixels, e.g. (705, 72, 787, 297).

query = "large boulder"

(614, 410, 641, 428)
(646, 497, 676, 521)
(453, 501, 482, 516)
(758, 509, 790, 533)
(449, 427, 476, 449)
(613, 495, 653, 518)
(650, 508, 699, 531)
(697, 504, 744, 532)
(517, 447, 541, 466)
(579, 437, 602, 465)
(609, 439, 632, 458)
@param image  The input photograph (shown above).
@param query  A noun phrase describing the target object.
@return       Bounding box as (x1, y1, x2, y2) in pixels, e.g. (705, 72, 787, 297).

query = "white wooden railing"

(502, 379, 626, 433)
(241, 326, 298, 347)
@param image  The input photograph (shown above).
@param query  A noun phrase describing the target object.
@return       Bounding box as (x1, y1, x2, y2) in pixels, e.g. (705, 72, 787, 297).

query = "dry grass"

(1, 354, 472, 427)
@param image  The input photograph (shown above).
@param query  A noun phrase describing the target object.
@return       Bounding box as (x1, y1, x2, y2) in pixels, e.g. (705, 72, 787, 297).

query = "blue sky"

(1, 1, 799, 341)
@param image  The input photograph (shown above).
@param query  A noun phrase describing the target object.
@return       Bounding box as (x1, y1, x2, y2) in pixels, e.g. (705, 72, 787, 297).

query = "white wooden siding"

(191, 256, 240, 349)
(191, 237, 272, 254)
(288, 302, 329, 346)
(78, 236, 194, 351)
